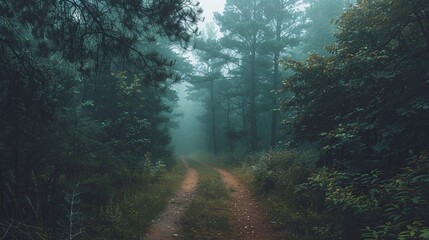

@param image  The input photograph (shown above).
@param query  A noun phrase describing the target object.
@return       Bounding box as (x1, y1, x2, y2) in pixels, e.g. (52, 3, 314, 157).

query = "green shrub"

(299, 152, 429, 239)
(84, 158, 185, 239)
(249, 150, 316, 196)
(243, 150, 329, 239)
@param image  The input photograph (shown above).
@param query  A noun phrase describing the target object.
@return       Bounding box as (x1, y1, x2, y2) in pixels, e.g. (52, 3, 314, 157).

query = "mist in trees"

(170, 83, 205, 154)
(1, 0, 428, 239)
(179, 0, 429, 237)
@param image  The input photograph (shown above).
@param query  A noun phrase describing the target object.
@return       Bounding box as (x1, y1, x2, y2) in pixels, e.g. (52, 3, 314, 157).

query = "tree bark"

(210, 81, 218, 155)
(249, 47, 258, 151)
(226, 94, 233, 152)
(271, 20, 282, 147)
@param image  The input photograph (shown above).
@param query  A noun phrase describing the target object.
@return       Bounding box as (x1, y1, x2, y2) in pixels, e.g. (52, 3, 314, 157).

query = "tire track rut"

(214, 167, 278, 239)
(144, 158, 198, 239)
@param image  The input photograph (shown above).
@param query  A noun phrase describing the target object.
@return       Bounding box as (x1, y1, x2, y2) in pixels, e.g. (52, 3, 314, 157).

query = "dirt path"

(144, 158, 198, 239)
(145, 158, 278, 239)
(214, 167, 279, 240)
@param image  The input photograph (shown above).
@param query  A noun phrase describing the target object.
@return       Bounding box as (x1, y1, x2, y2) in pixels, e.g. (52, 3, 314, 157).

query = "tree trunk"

(249, 47, 258, 151)
(210, 81, 217, 155)
(241, 96, 248, 148)
(226, 95, 233, 152)
(270, 53, 280, 147)
(271, 19, 282, 148)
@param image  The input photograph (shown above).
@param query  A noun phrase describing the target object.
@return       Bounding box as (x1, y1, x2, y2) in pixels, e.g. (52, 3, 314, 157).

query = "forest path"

(212, 166, 279, 239)
(145, 157, 279, 239)
(145, 157, 199, 239)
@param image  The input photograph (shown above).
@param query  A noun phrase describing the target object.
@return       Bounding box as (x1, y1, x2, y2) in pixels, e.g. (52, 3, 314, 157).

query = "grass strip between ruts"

(179, 159, 234, 240)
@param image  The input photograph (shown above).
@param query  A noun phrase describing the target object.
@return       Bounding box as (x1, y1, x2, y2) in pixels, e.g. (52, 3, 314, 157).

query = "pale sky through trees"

(197, 0, 226, 36)
(170, 0, 226, 154)
(198, 0, 226, 23)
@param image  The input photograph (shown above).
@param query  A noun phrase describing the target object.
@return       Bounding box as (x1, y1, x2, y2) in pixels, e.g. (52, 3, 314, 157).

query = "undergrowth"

(232, 150, 324, 240)
(84, 157, 186, 240)
(234, 149, 429, 240)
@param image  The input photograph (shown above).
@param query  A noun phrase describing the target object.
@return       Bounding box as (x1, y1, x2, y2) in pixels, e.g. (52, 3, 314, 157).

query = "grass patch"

(186, 153, 242, 168)
(179, 159, 234, 240)
(85, 157, 186, 239)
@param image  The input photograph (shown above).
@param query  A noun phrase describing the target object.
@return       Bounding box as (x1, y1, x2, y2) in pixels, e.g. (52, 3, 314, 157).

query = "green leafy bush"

(244, 150, 331, 239)
(298, 152, 429, 239)
(245, 150, 429, 239)
(249, 150, 316, 196)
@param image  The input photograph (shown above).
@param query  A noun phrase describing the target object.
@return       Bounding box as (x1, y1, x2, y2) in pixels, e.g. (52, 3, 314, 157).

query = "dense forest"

(1, 0, 428, 239)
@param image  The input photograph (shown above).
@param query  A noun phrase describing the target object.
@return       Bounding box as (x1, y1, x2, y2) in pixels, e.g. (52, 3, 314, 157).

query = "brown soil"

(144, 158, 198, 239)
(214, 167, 279, 240)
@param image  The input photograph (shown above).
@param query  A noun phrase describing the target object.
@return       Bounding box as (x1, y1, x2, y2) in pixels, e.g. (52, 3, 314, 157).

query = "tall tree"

(262, 0, 304, 147)
(215, 0, 269, 151)
(189, 34, 226, 154)
(282, 0, 429, 171)
(279, 1, 429, 238)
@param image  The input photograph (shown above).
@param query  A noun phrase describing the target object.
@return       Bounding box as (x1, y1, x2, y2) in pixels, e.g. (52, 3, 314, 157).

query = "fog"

(2, 0, 428, 239)
(171, 83, 206, 154)
(168, 0, 225, 155)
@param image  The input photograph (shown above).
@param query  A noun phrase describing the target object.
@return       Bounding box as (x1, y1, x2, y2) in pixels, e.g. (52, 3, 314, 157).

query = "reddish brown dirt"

(214, 167, 280, 240)
(144, 158, 198, 240)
